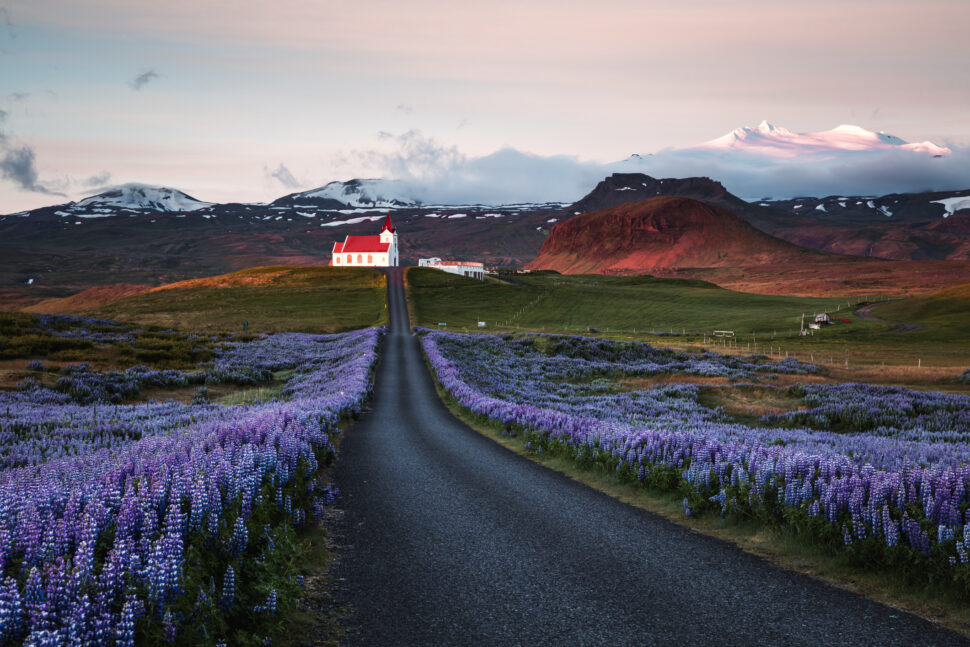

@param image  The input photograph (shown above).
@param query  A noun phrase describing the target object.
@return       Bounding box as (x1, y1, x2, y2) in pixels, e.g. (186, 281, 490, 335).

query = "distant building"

(419, 257, 485, 280)
(331, 213, 399, 267)
(815, 313, 831, 324)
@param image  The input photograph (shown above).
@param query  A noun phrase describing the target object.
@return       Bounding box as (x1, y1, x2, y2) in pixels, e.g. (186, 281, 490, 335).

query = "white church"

(331, 213, 400, 267)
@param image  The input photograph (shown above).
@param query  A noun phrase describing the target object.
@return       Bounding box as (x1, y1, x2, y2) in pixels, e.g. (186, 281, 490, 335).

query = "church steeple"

(380, 212, 394, 234)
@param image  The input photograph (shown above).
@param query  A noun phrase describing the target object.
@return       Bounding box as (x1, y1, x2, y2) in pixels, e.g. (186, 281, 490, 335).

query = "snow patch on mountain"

(288, 179, 420, 208)
(75, 184, 211, 212)
(318, 215, 384, 227)
(933, 196, 970, 217)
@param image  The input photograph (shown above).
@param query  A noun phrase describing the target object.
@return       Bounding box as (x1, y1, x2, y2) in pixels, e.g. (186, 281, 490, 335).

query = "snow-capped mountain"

(271, 179, 421, 209)
(75, 183, 212, 213)
(689, 121, 950, 158)
(612, 121, 958, 201)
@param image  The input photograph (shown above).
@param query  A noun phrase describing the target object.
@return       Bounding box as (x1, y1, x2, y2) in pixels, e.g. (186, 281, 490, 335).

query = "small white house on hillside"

(331, 213, 399, 267)
(419, 258, 485, 280)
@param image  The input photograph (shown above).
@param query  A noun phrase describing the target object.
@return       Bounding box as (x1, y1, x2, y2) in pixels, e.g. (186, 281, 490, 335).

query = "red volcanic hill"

(525, 196, 970, 296)
(526, 196, 829, 274)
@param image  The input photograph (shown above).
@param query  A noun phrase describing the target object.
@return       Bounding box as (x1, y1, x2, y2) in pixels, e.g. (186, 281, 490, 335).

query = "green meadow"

(406, 267, 970, 377)
(408, 268, 859, 335)
(91, 266, 388, 334)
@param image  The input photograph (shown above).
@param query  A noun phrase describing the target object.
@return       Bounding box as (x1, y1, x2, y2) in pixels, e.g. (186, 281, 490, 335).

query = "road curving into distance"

(330, 267, 966, 646)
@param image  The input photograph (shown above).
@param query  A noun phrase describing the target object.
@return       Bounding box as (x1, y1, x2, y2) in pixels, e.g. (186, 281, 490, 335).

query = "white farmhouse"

(331, 214, 399, 267)
(419, 257, 485, 280)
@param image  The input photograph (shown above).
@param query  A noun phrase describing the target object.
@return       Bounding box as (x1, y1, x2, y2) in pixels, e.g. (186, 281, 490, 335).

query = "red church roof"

(332, 236, 390, 254)
(332, 213, 395, 257)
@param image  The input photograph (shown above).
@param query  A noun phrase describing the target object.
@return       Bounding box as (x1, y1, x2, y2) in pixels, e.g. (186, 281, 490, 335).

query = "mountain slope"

(565, 173, 749, 215)
(528, 196, 970, 296)
(74, 184, 212, 213)
(564, 174, 970, 262)
(271, 179, 420, 209)
(530, 196, 827, 275)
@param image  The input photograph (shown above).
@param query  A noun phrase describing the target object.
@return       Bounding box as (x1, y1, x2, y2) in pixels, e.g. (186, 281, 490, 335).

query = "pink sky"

(2, 0, 969, 210)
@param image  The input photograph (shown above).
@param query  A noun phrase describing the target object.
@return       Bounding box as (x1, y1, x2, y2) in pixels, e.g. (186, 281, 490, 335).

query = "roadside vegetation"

(419, 329, 970, 636)
(0, 307, 382, 644)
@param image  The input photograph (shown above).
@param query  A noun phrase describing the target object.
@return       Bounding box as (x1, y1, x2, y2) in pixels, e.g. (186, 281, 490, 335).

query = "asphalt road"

(330, 267, 966, 646)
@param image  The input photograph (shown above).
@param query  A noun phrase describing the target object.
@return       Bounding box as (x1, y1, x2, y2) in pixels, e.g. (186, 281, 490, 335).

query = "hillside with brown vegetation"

(566, 173, 970, 262)
(526, 197, 970, 296)
(22, 284, 152, 315)
(527, 196, 835, 273)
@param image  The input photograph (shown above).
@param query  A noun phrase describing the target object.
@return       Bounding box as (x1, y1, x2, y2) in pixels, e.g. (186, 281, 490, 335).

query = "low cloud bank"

(337, 130, 970, 204)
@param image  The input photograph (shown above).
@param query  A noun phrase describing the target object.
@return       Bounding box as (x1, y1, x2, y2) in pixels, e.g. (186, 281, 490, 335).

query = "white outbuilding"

(419, 258, 485, 280)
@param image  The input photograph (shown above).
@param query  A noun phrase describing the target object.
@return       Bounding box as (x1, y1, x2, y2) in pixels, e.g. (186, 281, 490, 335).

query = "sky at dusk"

(2, 0, 969, 211)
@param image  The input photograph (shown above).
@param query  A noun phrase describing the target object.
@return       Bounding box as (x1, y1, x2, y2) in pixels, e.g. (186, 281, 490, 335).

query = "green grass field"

(408, 268, 860, 335)
(407, 268, 970, 375)
(91, 266, 387, 334)
(776, 282, 970, 372)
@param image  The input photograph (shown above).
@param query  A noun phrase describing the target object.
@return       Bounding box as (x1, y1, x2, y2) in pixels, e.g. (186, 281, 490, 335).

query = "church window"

(346, 254, 352, 263)
(368, 254, 373, 264)
(357, 254, 363, 263)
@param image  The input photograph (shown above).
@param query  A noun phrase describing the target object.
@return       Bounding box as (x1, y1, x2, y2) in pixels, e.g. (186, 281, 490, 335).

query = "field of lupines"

(0, 322, 383, 645)
(421, 330, 970, 595)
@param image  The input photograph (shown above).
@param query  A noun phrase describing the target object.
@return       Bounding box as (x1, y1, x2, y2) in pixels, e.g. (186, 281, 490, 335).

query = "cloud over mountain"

(267, 163, 300, 189)
(339, 124, 969, 205)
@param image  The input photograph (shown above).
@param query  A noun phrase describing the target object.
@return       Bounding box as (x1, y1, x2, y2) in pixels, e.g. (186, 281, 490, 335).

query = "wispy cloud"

(0, 105, 66, 197)
(0, 146, 65, 196)
(129, 69, 160, 91)
(395, 103, 413, 114)
(83, 171, 111, 188)
(266, 162, 300, 189)
(0, 7, 15, 39)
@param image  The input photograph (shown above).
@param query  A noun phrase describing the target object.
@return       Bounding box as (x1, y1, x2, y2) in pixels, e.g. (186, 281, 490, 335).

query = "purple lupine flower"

(228, 517, 248, 557)
(0, 576, 24, 642)
(220, 566, 235, 610)
(420, 329, 970, 579)
(162, 608, 176, 644)
(115, 595, 141, 647)
(0, 327, 383, 640)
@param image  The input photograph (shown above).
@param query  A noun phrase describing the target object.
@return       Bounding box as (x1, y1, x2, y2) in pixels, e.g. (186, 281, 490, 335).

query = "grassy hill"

(23, 284, 152, 314)
(407, 268, 850, 336)
(876, 283, 970, 326)
(90, 266, 387, 333)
